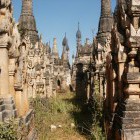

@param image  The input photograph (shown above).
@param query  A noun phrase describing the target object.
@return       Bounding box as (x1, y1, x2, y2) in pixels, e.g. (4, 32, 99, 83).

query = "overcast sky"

(12, 0, 116, 61)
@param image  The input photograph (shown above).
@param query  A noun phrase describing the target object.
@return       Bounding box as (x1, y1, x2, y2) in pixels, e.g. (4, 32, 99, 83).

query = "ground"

(32, 92, 94, 140)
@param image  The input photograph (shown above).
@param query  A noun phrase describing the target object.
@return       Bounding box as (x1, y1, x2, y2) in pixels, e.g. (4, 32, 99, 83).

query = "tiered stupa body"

(110, 0, 140, 139)
(97, 0, 113, 46)
(18, 0, 39, 45)
(72, 25, 93, 101)
(52, 38, 59, 59)
(94, 0, 113, 97)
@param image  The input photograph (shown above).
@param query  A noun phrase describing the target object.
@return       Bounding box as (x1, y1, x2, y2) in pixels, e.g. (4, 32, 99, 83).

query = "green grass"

(32, 93, 86, 140)
(32, 91, 105, 140)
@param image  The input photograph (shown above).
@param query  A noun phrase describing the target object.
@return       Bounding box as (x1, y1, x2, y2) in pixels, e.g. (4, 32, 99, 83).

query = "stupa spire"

(19, 0, 39, 45)
(101, 0, 112, 17)
(21, 0, 33, 15)
(97, 0, 113, 46)
(52, 38, 59, 59)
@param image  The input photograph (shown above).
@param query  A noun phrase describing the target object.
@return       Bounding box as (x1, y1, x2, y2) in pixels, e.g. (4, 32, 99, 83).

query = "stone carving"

(0, 15, 10, 34)
(27, 59, 34, 69)
(0, 0, 13, 45)
(16, 68, 22, 86)
(0, 0, 11, 7)
(132, 0, 140, 6)
(27, 76, 34, 86)
(9, 23, 20, 58)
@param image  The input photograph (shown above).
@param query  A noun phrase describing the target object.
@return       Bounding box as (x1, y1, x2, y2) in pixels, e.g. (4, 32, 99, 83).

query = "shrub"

(0, 119, 18, 140)
(89, 79, 106, 140)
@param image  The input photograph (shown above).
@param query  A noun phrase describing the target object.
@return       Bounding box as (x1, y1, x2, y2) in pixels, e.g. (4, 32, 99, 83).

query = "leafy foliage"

(0, 118, 29, 140)
(89, 79, 106, 140)
(0, 120, 18, 140)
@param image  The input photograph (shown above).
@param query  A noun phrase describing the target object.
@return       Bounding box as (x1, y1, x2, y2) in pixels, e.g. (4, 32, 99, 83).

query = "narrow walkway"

(32, 92, 92, 140)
